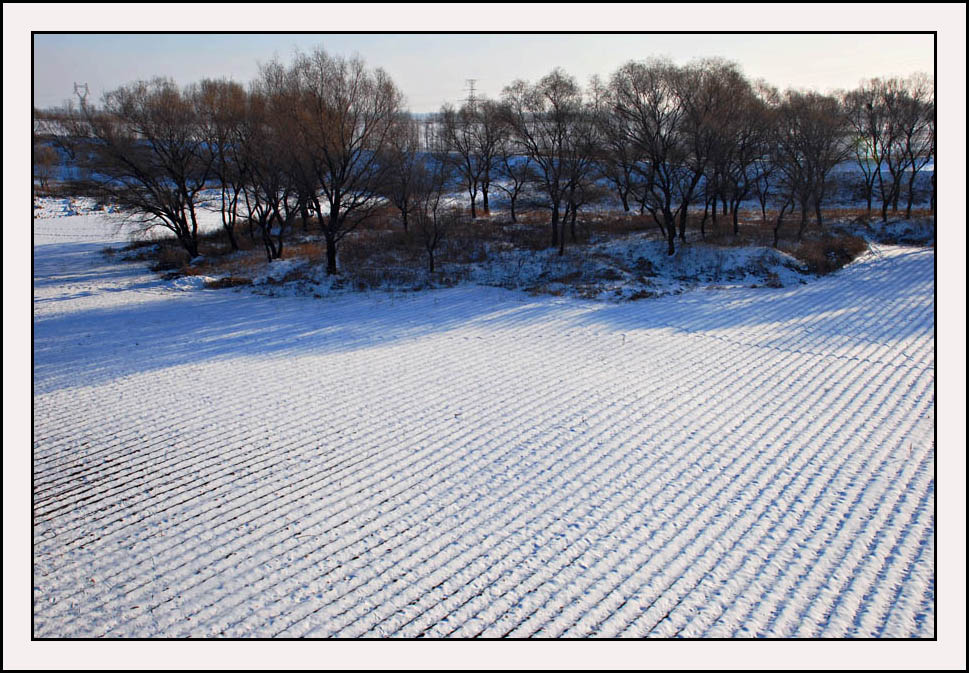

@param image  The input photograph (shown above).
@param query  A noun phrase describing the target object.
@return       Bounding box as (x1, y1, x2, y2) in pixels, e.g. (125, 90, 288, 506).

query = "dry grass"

(204, 276, 253, 289)
(150, 245, 192, 272)
(181, 249, 265, 278)
(780, 234, 870, 275)
(283, 239, 328, 265)
(586, 212, 660, 238)
(120, 203, 906, 292)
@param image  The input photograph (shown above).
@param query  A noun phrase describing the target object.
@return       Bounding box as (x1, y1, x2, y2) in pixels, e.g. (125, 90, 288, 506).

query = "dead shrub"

(548, 270, 583, 284)
(783, 233, 868, 275)
(352, 266, 424, 291)
(446, 229, 492, 264)
(360, 205, 404, 231)
(263, 265, 318, 286)
(512, 210, 550, 226)
(179, 248, 266, 281)
(204, 276, 252, 289)
(595, 266, 624, 282)
(504, 224, 550, 251)
(339, 228, 423, 272)
(151, 245, 190, 272)
(587, 212, 657, 238)
(284, 240, 328, 264)
(764, 272, 783, 288)
(628, 288, 658, 301)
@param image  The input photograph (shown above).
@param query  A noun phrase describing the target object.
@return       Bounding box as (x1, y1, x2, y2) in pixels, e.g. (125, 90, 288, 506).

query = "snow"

(32, 208, 935, 638)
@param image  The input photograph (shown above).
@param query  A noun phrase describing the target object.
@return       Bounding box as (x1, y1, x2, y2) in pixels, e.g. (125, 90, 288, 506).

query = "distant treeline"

(33, 47, 934, 269)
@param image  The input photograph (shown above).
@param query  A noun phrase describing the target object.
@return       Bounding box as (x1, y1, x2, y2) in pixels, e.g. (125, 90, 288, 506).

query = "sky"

(32, 32, 936, 112)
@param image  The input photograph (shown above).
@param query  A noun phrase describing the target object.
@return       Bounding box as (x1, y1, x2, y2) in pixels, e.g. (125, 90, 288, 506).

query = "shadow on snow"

(33, 243, 934, 395)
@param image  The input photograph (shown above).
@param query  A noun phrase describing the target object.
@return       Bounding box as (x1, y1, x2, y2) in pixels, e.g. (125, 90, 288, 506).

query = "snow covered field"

(32, 211, 935, 638)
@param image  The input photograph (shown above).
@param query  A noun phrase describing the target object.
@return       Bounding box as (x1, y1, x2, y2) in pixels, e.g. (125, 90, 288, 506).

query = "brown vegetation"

(115, 200, 894, 301)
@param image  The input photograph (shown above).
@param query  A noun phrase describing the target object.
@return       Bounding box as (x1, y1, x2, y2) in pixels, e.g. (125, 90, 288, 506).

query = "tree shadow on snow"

(32, 245, 934, 396)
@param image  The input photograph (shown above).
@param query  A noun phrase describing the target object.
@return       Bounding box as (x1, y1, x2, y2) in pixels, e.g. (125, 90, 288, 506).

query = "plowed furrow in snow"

(32, 231, 935, 639)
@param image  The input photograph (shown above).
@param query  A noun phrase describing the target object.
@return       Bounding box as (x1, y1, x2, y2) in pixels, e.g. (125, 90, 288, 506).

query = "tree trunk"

(224, 222, 238, 252)
(276, 220, 286, 259)
(665, 210, 676, 256)
(177, 214, 199, 259)
(797, 204, 808, 242)
(550, 203, 560, 248)
(324, 233, 337, 275)
(300, 201, 311, 232)
(182, 235, 199, 259)
(700, 200, 709, 240)
(221, 189, 239, 252)
(905, 172, 917, 218)
(773, 203, 789, 248)
(263, 238, 276, 262)
(187, 201, 201, 257)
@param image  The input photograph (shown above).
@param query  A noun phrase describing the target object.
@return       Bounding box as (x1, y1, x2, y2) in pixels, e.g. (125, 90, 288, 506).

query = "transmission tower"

(464, 78, 478, 111)
(73, 82, 90, 107)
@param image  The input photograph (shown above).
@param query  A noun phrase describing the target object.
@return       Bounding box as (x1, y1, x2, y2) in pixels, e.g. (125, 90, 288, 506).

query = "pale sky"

(33, 32, 935, 112)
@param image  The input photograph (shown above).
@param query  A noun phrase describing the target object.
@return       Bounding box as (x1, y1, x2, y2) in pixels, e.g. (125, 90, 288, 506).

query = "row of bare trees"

(842, 74, 935, 221)
(39, 48, 420, 272)
(431, 59, 933, 256)
(36, 48, 934, 269)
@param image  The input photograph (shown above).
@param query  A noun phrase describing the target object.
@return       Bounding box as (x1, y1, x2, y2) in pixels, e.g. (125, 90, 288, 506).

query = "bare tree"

(843, 80, 887, 216)
(493, 127, 534, 224)
(591, 74, 642, 214)
(439, 102, 486, 219)
(699, 69, 770, 237)
(727, 93, 770, 235)
(78, 78, 215, 258)
(501, 68, 594, 254)
(193, 78, 249, 250)
(382, 113, 424, 232)
(33, 137, 59, 193)
(610, 58, 697, 255)
(286, 48, 404, 275)
(927, 93, 936, 218)
(772, 89, 852, 240)
(34, 103, 84, 174)
(238, 89, 297, 261)
(873, 78, 911, 222)
(411, 153, 458, 274)
(562, 83, 606, 243)
(473, 98, 507, 216)
(896, 73, 934, 218)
